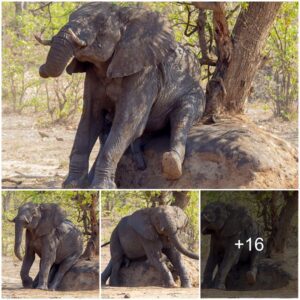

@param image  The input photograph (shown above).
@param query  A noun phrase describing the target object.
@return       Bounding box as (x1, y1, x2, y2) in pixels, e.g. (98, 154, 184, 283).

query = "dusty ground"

(2, 256, 99, 298)
(2, 103, 298, 189)
(2, 113, 98, 189)
(101, 247, 200, 299)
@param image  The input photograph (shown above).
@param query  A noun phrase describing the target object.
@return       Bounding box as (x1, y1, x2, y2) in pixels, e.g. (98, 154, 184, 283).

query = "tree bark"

(81, 192, 99, 259)
(195, 2, 282, 116)
(266, 191, 297, 257)
(172, 191, 189, 209)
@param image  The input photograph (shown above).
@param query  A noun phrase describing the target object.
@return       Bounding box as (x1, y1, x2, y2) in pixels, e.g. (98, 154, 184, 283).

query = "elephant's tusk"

(34, 34, 52, 46)
(67, 28, 87, 47)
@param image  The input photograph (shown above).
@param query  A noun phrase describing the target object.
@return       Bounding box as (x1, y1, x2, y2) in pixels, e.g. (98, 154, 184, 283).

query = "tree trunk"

(195, 2, 282, 116)
(266, 191, 298, 257)
(81, 192, 99, 259)
(172, 191, 189, 209)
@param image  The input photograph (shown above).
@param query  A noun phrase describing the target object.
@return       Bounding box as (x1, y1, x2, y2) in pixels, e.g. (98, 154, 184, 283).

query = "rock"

(115, 256, 199, 287)
(116, 117, 297, 189)
(225, 258, 294, 291)
(57, 259, 99, 291)
(124, 294, 131, 298)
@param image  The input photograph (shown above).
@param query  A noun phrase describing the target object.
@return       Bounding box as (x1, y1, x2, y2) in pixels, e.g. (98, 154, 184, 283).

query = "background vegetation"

(2, 2, 298, 123)
(2, 191, 99, 258)
(101, 191, 199, 252)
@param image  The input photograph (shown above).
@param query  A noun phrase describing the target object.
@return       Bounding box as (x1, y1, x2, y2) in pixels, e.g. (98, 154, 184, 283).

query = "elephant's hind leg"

(110, 229, 125, 286)
(101, 259, 113, 286)
(162, 97, 197, 180)
(48, 255, 79, 291)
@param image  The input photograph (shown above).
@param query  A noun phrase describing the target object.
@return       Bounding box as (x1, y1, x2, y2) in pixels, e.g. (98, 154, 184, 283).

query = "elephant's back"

(55, 221, 83, 262)
(117, 217, 146, 259)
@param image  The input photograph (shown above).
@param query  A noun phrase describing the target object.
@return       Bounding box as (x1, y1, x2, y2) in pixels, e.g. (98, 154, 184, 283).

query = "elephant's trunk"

(39, 26, 74, 78)
(14, 220, 24, 261)
(170, 233, 199, 260)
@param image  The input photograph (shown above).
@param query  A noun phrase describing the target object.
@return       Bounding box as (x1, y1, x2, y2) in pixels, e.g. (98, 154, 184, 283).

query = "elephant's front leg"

(164, 248, 191, 288)
(247, 243, 260, 285)
(36, 241, 56, 290)
(202, 238, 219, 289)
(213, 245, 241, 290)
(63, 76, 104, 188)
(91, 71, 157, 188)
(162, 96, 198, 180)
(144, 243, 176, 287)
(20, 237, 36, 288)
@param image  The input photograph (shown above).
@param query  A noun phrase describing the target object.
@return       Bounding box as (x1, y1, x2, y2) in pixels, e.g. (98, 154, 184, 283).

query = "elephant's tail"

(101, 241, 110, 248)
(101, 259, 112, 286)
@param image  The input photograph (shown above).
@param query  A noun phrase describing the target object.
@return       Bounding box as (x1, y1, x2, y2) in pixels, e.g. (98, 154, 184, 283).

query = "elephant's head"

(129, 206, 199, 260)
(36, 3, 176, 79)
(201, 202, 251, 237)
(13, 203, 65, 261)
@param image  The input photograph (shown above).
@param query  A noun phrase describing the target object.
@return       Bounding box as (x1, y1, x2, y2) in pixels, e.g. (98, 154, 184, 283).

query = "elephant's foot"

(212, 282, 226, 290)
(22, 277, 33, 288)
(181, 280, 192, 288)
(48, 283, 57, 291)
(201, 281, 212, 289)
(246, 270, 256, 285)
(62, 173, 89, 188)
(90, 178, 117, 189)
(162, 151, 182, 180)
(164, 280, 177, 288)
(36, 283, 48, 290)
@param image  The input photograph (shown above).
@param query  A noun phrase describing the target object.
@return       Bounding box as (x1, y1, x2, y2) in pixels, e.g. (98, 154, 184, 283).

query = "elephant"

(101, 205, 199, 288)
(12, 202, 83, 290)
(201, 202, 261, 290)
(36, 2, 206, 189)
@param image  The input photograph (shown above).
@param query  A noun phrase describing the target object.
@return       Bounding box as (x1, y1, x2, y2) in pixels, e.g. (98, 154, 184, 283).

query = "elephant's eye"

(97, 43, 102, 49)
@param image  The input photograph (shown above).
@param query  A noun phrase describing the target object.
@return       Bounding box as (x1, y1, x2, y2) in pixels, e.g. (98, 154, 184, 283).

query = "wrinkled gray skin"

(201, 202, 261, 290)
(13, 203, 83, 290)
(101, 206, 199, 288)
(37, 3, 205, 189)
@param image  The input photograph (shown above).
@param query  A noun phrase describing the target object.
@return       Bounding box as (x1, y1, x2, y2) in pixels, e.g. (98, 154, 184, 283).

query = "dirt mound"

(2, 256, 99, 298)
(226, 258, 293, 291)
(110, 256, 199, 287)
(116, 117, 298, 189)
(58, 259, 99, 291)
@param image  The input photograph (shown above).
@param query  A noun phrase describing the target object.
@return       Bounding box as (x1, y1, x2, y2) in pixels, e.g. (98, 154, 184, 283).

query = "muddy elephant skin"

(37, 2, 206, 189)
(13, 202, 83, 290)
(201, 202, 261, 290)
(101, 205, 199, 288)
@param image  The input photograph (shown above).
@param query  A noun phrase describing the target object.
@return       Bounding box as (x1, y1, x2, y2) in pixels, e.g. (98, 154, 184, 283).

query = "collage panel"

(2, 191, 100, 298)
(201, 191, 298, 298)
(101, 190, 200, 298)
(1, 1, 297, 191)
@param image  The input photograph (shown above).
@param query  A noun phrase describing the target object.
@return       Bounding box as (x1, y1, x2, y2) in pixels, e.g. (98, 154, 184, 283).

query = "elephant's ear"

(107, 11, 177, 78)
(221, 205, 249, 237)
(128, 209, 158, 241)
(35, 204, 66, 237)
(66, 58, 91, 75)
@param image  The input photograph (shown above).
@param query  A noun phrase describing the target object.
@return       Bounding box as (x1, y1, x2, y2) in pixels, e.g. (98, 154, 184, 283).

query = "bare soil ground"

(2, 256, 99, 298)
(2, 104, 297, 189)
(101, 247, 200, 299)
